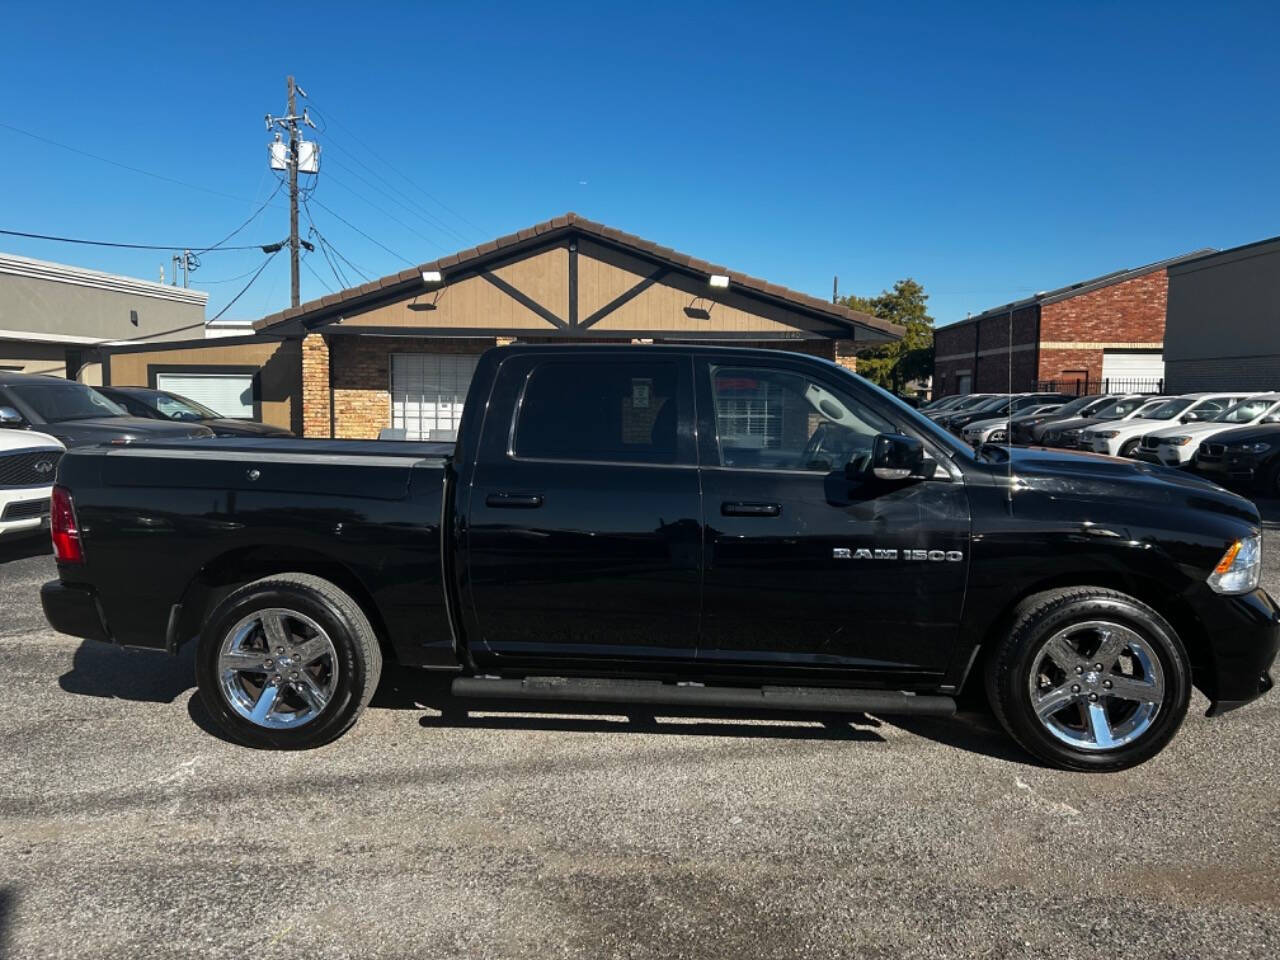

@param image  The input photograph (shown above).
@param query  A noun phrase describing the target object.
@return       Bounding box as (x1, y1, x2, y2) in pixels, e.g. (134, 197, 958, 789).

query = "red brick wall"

(301, 333, 331, 438)
(1037, 270, 1168, 382)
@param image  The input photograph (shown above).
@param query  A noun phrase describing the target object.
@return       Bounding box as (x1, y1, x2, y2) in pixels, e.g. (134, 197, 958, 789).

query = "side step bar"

(451, 676, 955, 718)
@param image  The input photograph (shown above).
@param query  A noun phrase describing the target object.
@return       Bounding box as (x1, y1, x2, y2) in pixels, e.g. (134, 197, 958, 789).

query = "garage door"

(390, 353, 480, 441)
(154, 372, 254, 419)
(1101, 350, 1164, 388)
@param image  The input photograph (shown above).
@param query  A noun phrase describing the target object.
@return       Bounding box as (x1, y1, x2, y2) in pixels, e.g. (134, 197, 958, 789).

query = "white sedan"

(1136, 393, 1280, 467)
(0, 427, 64, 538)
(1081, 392, 1247, 457)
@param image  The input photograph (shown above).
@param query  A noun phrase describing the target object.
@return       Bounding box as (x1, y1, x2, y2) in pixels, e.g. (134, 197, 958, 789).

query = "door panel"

(465, 354, 701, 661)
(696, 358, 970, 679)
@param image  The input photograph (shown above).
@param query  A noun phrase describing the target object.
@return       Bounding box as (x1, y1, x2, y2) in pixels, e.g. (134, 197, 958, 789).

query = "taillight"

(50, 485, 84, 565)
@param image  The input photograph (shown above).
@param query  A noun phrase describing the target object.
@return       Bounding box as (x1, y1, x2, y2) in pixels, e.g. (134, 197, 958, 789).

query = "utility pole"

(832, 275, 839, 304)
(266, 76, 317, 308)
(287, 76, 300, 307)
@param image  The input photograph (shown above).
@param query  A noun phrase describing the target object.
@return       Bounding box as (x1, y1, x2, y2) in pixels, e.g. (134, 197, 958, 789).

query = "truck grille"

(0, 449, 62, 487)
(1, 498, 49, 521)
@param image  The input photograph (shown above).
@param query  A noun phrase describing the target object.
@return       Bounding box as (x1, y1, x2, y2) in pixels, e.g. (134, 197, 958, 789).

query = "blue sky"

(0, 1, 1276, 328)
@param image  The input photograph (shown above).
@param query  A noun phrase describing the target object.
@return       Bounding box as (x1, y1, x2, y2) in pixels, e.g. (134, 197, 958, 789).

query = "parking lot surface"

(1, 534, 1278, 960)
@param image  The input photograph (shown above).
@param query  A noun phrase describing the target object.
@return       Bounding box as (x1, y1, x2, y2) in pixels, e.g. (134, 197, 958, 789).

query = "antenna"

(1007, 306, 1014, 510)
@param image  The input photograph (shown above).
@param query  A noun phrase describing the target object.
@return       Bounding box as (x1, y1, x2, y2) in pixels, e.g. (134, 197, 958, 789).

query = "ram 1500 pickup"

(41, 345, 1279, 771)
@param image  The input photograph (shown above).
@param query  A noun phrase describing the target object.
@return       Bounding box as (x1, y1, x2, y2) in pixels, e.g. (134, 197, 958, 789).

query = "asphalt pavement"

(1, 533, 1278, 959)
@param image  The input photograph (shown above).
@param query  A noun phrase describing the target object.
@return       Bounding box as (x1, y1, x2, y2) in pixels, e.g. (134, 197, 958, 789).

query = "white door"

(1101, 351, 1164, 388)
(155, 372, 255, 419)
(390, 353, 480, 441)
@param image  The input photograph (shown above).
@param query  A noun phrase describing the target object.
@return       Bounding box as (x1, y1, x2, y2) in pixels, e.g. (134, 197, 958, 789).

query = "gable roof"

(254, 212, 902, 341)
(940, 248, 1217, 331)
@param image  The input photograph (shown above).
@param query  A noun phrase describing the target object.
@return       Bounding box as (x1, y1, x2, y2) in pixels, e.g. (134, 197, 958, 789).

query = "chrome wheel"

(218, 608, 339, 729)
(1027, 620, 1165, 751)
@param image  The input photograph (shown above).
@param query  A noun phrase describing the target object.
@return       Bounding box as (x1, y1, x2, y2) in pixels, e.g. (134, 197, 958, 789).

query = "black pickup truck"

(41, 345, 1278, 771)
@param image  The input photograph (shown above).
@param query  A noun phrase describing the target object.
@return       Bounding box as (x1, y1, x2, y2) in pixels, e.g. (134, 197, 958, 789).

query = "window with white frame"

(390, 353, 480, 441)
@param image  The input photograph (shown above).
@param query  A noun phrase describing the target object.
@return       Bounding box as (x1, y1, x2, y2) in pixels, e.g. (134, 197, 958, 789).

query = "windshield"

(6, 381, 126, 423)
(1215, 397, 1279, 424)
(819, 361, 967, 457)
(968, 396, 1010, 414)
(950, 394, 993, 411)
(1035, 395, 1097, 418)
(154, 392, 219, 421)
(1095, 396, 1149, 420)
(1143, 398, 1193, 420)
(1128, 398, 1169, 419)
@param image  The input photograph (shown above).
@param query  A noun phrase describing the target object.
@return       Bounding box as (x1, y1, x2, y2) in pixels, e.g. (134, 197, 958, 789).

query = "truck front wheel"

(195, 573, 382, 749)
(985, 587, 1191, 772)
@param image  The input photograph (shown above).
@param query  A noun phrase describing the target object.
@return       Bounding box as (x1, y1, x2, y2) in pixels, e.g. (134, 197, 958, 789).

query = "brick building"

(932, 250, 1211, 396)
(101, 213, 901, 437)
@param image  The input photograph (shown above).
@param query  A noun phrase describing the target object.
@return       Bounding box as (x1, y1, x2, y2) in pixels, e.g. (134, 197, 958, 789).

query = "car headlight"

(989, 430, 1007, 442)
(1094, 430, 1120, 439)
(1164, 436, 1194, 446)
(1235, 441, 1273, 454)
(1207, 534, 1262, 595)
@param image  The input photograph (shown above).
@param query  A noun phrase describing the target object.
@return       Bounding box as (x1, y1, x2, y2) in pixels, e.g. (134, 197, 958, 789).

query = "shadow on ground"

(0, 532, 50, 565)
(58, 639, 194, 704)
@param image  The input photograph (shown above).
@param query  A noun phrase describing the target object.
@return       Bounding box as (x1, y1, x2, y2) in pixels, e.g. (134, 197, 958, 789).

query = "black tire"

(196, 573, 382, 749)
(985, 586, 1191, 772)
(1119, 438, 1141, 458)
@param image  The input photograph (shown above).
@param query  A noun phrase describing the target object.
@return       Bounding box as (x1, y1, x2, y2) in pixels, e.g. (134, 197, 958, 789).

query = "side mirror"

(0, 405, 24, 427)
(1181, 412, 1199, 423)
(855, 432, 926, 481)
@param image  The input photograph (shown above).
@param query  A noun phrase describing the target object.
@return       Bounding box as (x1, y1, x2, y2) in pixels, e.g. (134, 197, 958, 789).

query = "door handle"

(485, 493, 544, 509)
(722, 501, 781, 517)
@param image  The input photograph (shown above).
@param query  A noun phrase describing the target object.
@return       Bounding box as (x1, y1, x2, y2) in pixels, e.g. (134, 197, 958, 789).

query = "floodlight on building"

(421, 270, 443, 284)
(709, 274, 730, 289)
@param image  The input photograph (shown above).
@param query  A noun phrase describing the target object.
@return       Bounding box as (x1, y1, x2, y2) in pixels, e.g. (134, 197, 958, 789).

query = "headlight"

(1164, 436, 1194, 446)
(1207, 535, 1262, 595)
(1236, 441, 1273, 454)
(1094, 430, 1120, 439)
(989, 430, 1007, 442)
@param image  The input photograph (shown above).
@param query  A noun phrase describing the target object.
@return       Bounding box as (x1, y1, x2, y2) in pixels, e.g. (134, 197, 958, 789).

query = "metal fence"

(1035, 377, 1164, 396)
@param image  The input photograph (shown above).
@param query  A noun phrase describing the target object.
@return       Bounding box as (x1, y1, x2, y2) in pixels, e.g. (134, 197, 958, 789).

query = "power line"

(323, 172, 451, 255)
(304, 101, 489, 239)
(0, 227, 271, 253)
(324, 148, 473, 247)
(302, 198, 371, 282)
(208, 249, 282, 323)
(300, 251, 335, 293)
(194, 180, 285, 255)
(307, 196, 414, 265)
(0, 121, 273, 206)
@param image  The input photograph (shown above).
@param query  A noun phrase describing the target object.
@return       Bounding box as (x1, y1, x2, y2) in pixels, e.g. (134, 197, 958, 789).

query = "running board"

(450, 676, 955, 717)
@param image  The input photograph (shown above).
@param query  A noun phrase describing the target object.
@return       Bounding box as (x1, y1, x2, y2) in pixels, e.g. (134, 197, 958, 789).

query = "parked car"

(0, 429, 63, 538)
(935, 394, 1014, 431)
(1081, 393, 1247, 458)
(41, 344, 1276, 772)
(1008, 394, 1110, 445)
(0, 373, 215, 448)
(946, 393, 1073, 435)
(919, 394, 968, 413)
(1041, 395, 1169, 449)
(925, 393, 996, 420)
(96, 386, 292, 438)
(1195, 423, 1280, 493)
(963, 404, 1062, 446)
(1137, 394, 1280, 468)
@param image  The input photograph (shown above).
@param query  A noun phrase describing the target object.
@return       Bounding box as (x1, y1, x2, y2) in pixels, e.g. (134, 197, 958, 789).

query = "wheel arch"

(174, 545, 397, 664)
(959, 570, 1213, 703)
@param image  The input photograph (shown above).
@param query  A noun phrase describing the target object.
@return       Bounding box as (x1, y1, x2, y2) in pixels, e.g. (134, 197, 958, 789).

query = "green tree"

(839, 278, 935, 394)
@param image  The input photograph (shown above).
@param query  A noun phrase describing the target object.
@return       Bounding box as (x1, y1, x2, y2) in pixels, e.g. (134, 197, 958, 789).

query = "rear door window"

(514, 360, 684, 464)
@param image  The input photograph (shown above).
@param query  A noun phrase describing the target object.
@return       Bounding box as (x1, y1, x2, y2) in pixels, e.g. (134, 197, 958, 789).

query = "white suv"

(0, 428, 64, 538)
(1081, 393, 1247, 458)
(1137, 393, 1280, 467)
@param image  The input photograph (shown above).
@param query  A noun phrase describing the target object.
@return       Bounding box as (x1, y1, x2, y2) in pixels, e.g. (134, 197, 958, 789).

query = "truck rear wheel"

(195, 573, 382, 749)
(985, 587, 1190, 772)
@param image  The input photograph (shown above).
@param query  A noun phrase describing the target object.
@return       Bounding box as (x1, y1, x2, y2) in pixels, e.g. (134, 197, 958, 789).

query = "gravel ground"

(1, 531, 1278, 959)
